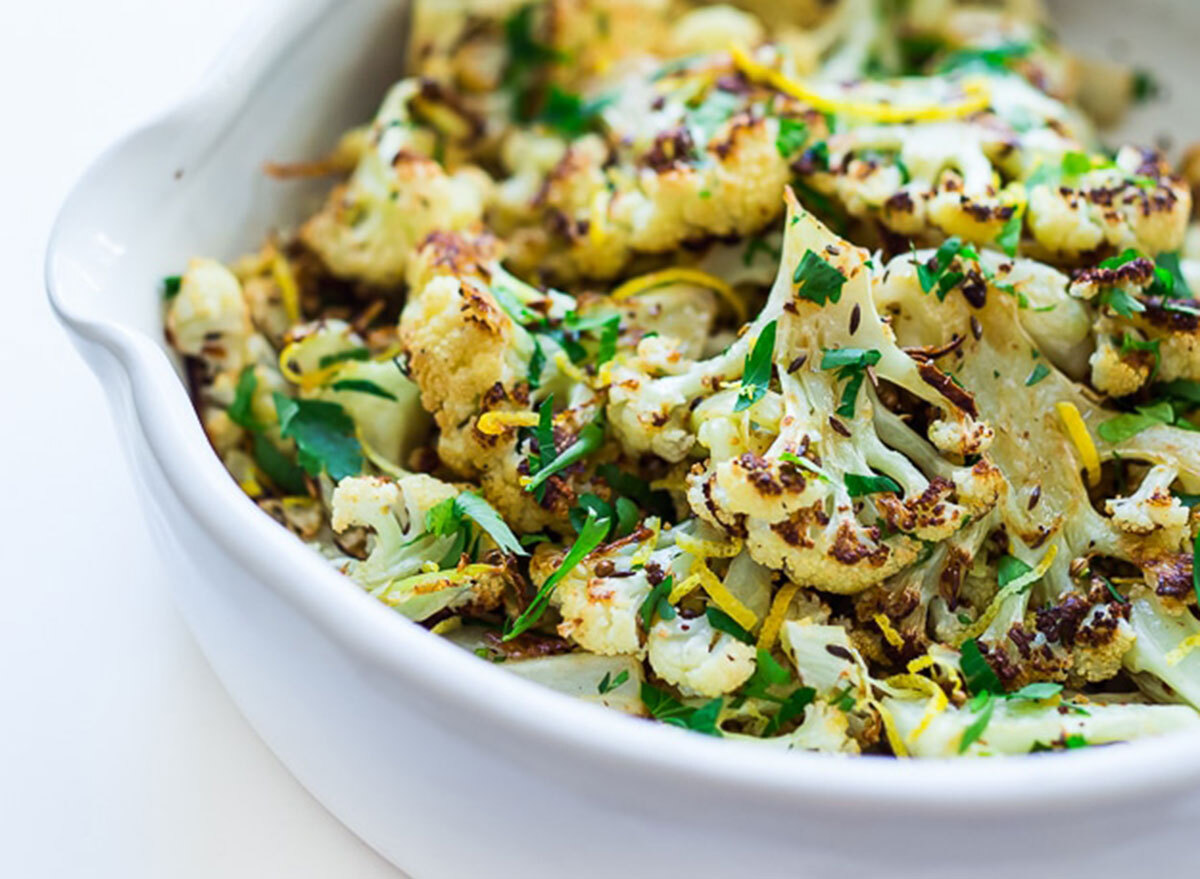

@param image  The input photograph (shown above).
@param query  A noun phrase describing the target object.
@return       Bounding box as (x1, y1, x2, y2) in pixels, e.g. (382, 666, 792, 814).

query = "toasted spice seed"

(970, 316, 983, 340)
(1028, 485, 1042, 510)
(595, 559, 615, 577)
(828, 416, 852, 437)
(826, 644, 854, 661)
(787, 354, 808, 373)
(849, 304, 861, 334)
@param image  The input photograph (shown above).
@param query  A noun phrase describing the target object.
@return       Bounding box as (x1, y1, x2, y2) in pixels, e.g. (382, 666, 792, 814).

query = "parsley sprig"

(820, 347, 881, 417)
(734, 320, 778, 412)
(504, 508, 610, 640)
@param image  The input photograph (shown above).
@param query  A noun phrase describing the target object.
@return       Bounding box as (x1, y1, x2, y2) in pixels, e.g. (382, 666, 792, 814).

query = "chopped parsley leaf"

(329, 379, 398, 401)
(775, 117, 808, 158)
(706, 607, 754, 644)
(505, 508, 610, 640)
(252, 434, 307, 495)
(734, 320, 777, 412)
(762, 686, 816, 736)
(639, 574, 676, 628)
(793, 250, 847, 305)
(1096, 401, 1175, 443)
(229, 366, 265, 432)
(162, 275, 182, 298)
(958, 693, 995, 753)
(597, 669, 630, 695)
(273, 393, 362, 481)
(960, 638, 1004, 696)
(317, 347, 370, 369)
(640, 683, 723, 736)
(844, 472, 902, 497)
(1025, 363, 1050, 386)
(820, 347, 881, 417)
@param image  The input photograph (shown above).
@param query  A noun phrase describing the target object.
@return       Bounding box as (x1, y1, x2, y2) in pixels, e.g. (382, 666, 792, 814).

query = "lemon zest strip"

(610, 267, 747, 324)
(884, 674, 949, 745)
(269, 247, 302, 325)
(675, 531, 744, 559)
(476, 411, 541, 436)
(757, 582, 800, 650)
(1055, 402, 1101, 487)
(430, 616, 462, 635)
(729, 44, 991, 124)
(690, 559, 759, 630)
(1166, 633, 1200, 666)
(954, 545, 1058, 646)
(668, 572, 704, 604)
(874, 613, 906, 650)
(630, 517, 662, 568)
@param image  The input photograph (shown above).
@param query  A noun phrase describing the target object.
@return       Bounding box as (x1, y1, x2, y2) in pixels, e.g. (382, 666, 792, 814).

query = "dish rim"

(45, 0, 1200, 813)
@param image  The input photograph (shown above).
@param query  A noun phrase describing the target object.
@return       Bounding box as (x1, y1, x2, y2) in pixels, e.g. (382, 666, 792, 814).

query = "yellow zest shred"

(692, 559, 759, 630)
(668, 572, 703, 604)
(757, 581, 800, 650)
(476, 410, 541, 436)
(430, 616, 462, 635)
(674, 531, 744, 559)
(554, 351, 589, 384)
(874, 698, 910, 758)
(874, 613, 906, 650)
(907, 655, 936, 675)
(269, 246, 302, 325)
(355, 426, 408, 478)
(610, 267, 747, 324)
(630, 517, 662, 568)
(239, 477, 264, 498)
(277, 341, 342, 391)
(884, 673, 949, 745)
(1055, 402, 1101, 487)
(955, 545, 1059, 646)
(729, 44, 991, 124)
(1166, 633, 1200, 666)
(589, 190, 609, 246)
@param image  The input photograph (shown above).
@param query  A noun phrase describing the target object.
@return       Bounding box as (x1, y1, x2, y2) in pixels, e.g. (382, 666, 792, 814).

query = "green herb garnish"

(273, 393, 362, 481)
(793, 250, 847, 305)
(1025, 363, 1050, 386)
(639, 575, 676, 628)
(821, 347, 881, 418)
(329, 379, 398, 401)
(505, 508, 610, 640)
(734, 320, 777, 412)
(844, 472, 902, 497)
(597, 669, 630, 695)
(706, 607, 754, 644)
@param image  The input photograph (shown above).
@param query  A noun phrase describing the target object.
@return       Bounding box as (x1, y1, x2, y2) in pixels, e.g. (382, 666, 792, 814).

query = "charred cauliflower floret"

(606, 190, 997, 594)
(330, 474, 520, 620)
(301, 80, 492, 287)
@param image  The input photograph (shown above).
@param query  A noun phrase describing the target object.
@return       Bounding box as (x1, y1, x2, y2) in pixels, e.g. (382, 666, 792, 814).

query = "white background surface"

(2, 1, 402, 875)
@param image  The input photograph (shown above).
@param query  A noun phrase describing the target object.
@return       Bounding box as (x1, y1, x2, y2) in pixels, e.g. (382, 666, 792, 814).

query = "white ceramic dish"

(45, 2, 1200, 876)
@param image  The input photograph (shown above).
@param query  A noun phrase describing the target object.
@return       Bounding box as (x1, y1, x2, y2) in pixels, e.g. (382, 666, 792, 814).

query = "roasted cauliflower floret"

(166, 258, 252, 374)
(1106, 464, 1191, 545)
(647, 612, 756, 697)
(300, 80, 491, 287)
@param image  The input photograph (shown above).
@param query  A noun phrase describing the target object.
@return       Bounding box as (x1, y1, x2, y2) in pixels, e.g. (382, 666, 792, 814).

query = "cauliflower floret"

(1089, 334, 1152, 398)
(166, 258, 251, 374)
(300, 80, 491, 287)
(613, 191, 997, 594)
(331, 474, 457, 577)
(1106, 464, 1190, 545)
(647, 613, 756, 697)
